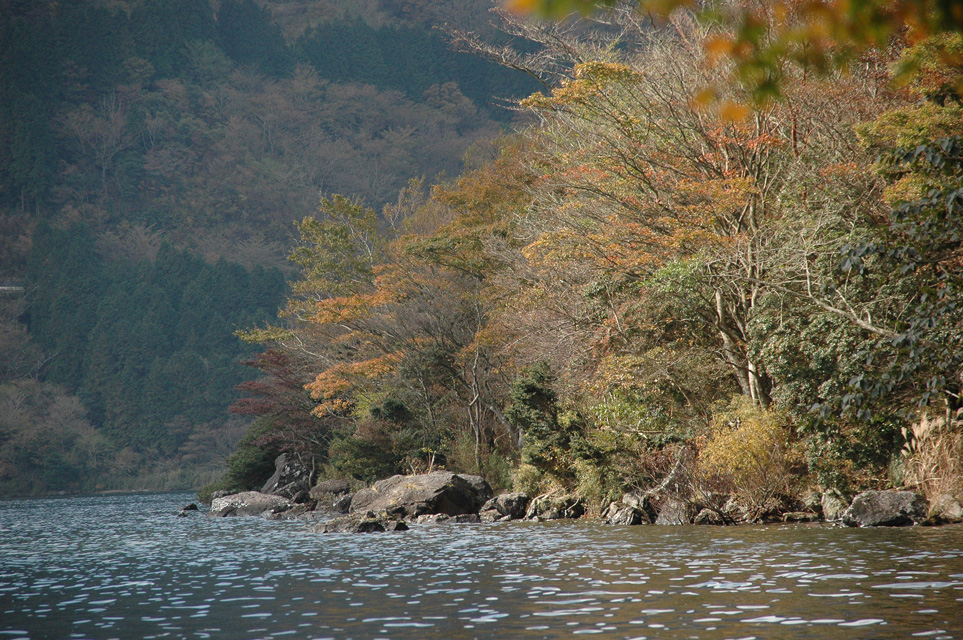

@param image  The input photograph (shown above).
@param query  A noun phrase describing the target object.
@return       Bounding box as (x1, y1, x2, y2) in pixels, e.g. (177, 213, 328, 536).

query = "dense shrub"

(697, 397, 800, 520)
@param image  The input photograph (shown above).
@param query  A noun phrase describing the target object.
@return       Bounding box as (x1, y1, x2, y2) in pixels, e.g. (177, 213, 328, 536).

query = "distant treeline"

(0, 222, 286, 495)
(0, 0, 537, 220)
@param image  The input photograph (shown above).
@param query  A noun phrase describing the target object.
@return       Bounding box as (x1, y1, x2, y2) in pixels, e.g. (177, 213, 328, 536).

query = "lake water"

(1, 492, 961, 640)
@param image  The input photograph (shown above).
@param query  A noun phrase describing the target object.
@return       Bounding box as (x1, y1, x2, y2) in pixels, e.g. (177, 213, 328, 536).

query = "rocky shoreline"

(192, 455, 960, 532)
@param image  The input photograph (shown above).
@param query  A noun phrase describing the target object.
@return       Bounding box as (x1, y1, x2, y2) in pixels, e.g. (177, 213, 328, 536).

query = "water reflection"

(1, 494, 961, 639)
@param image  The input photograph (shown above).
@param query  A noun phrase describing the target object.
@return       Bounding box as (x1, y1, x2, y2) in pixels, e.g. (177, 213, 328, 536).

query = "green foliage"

(130, 0, 217, 78)
(506, 363, 599, 484)
(828, 132, 963, 421)
(289, 196, 379, 300)
(327, 435, 404, 484)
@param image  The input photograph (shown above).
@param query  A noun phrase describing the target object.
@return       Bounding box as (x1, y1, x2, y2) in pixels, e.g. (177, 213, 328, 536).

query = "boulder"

(933, 494, 963, 522)
(416, 513, 451, 524)
(349, 472, 493, 519)
(261, 453, 313, 499)
(310, 479, 352, 500)
(210, 491, 294, 518)
(620, 492, 658, 523)
(460, 475, 494, 501)
(606, 506, 645, 526)
(842, 490, 928, 527)
(820, 490, 851, 522)
(655, 497, 697, 525)
(525, 494, 584, 520)
(332, 493, 353, 514)
(316, 514, 409, 534)
(479, 493, 530, 522)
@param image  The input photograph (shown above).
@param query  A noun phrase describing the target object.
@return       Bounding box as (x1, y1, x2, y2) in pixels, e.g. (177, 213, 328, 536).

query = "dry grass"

(901, 411, 963, 516)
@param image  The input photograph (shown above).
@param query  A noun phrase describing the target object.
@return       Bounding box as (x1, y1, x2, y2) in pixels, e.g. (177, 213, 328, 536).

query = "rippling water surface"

(1, 493, 962, 639)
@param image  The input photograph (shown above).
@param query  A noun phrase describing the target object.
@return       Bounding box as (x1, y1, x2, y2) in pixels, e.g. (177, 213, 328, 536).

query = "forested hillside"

(216, 3, 963, 522)
(0, 0, 536, 495)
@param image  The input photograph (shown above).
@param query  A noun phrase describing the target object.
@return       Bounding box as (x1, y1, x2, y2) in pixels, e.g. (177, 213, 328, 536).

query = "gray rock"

(480, 493, 530, 521)
(933, 494, 963, 522)
(782, 511, 820, 523)
(479, 510, 506, 522)
(332, 493, 353, 514)
(449, 513, 480, 523)
(210, 490, 234, 501)
(210, 491, 293, 518)
(261, 453, 313, 499)
(655, 497, 697, 525)
(525, 494, 584, 520)
(266, 503, 315, 521)
(693, 508, 726, 525)
(820, 490, 851, 522)
(621, 493, 658, 523)
(349, 472, 493, 519)
(416, 513, 451, 524)
(842, 490, 928, 527)
(316, 515, 408, 533)
(310, 479, 352, 500)
(417, 512, 481, 524)
(606, 506, 645, 525)
(460, 474, 495, 503)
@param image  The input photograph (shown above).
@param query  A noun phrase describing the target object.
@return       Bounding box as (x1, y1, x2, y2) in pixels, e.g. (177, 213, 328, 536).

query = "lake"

(1, 492, 961, 639)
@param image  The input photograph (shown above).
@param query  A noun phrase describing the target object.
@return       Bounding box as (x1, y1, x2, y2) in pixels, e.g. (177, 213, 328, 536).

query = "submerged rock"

(317, 514, 409, 533)
(210, 491, 293, 518)
(176, 503, 200, 517)
(842, 490, 927, 527)
(782, 511, 820, 523)
(349, 471, 493, 519)
(416, 513, 481, 524)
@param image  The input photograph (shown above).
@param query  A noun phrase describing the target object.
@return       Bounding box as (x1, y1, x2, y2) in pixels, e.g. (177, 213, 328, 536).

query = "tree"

(217, 0, 291, 75)
(231, 349, 330, 466)
(507, 0, 963, 102)
(503, 11, 892, 415)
